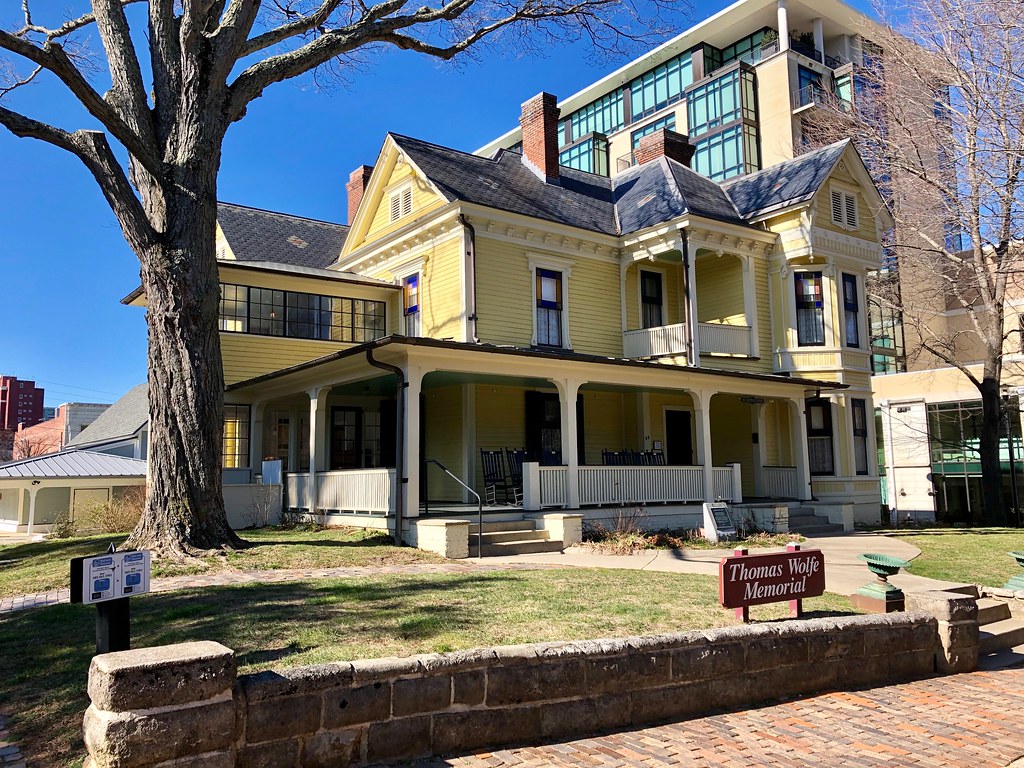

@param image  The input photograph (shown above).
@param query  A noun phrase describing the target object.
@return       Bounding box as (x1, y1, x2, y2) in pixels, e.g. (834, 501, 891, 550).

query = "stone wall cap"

(240, 662, 355, 701)
(91, 641, 234, 675)
(535, 513, 584, 520)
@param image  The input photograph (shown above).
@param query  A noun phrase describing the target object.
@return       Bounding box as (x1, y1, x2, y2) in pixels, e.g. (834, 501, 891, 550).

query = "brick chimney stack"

(519, 92, 561, 182)
(635, 129, 697, 168)
(346, 165, 374, 225)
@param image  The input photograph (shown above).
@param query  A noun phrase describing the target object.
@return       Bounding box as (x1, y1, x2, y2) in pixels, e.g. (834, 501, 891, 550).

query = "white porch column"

(812, 17, 824, 57)
(741, 255, 759, 357)
(404, 367, 424, 518)
(777, 0, 790, 52)
(461, 383, 477, 503)
(250, 401, 267, 473)
(694, 390, 715, 502)
(791, 397, 813, 501)
(684, 238, 700, 367)
(26, 484, 39, 537)
(555, 378, 583, 509)
(308, 387, 330, 512)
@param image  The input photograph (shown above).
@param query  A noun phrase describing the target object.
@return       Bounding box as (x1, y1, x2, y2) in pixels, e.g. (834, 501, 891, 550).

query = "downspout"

(366, 348, 405, 546)
(459, 214, 480, 343)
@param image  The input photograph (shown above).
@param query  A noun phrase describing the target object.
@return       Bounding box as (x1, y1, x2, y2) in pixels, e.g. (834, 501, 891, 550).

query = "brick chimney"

(346, 165, 374, 225)
(519, 92, 561, 182)
(635, 129, 696, 168)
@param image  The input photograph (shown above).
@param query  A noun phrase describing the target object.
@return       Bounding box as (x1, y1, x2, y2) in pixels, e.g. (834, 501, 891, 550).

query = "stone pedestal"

(850, 582, 905, 613)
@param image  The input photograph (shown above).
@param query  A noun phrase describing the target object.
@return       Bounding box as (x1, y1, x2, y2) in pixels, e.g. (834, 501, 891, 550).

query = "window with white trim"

(389, 185, 413, 223)
(842, 273, 860, 348)
(852, 398, 869, 475)
(830, 188, 858, 229)
(403, 274, 421, 336)
(535, 268, 564, 347)
(795, 271, 825, 346)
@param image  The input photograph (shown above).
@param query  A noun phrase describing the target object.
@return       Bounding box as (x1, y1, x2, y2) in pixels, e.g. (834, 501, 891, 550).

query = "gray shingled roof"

(393, 133, 847, 237)
(0, 450, 146, 479)
(723, 140, 851, 219)
(217, 202, 349, 269)
(392, 134, 620, 235)
(67, 383, 148, 449)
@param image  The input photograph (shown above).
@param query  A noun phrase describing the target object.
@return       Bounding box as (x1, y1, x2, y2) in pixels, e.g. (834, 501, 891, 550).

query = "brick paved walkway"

(0, 562, 552, 615)
(409, 669, 1024, 767)
(0, 716, 25, 768)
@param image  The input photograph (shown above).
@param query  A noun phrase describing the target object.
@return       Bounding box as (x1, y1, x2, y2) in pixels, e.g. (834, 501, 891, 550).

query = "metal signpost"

(70, 544, 152, 654)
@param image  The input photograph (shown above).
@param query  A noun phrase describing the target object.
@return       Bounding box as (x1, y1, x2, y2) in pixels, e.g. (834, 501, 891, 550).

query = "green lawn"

(0, 569, 857, 767)
(0, 527, 441, 598)
(893, 527, 1024, 587)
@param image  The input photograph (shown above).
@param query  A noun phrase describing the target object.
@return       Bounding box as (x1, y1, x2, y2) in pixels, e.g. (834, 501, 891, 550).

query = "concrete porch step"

(474, 529, 551, 544)
(796, 524, 846, 536)
(978, 597, 1013, 626)
(470, 539, 565, 557)
(979, 617, 1024, 655)
(469, 520, 533, 534)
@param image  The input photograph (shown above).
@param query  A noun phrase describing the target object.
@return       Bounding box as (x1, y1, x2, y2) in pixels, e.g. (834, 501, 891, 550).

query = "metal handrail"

(425, 459, 484, 559)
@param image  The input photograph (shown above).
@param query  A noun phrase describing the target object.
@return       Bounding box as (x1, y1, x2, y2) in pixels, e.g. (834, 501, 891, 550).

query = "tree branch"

(16, 0, 148, 41)
(0, 105, 155, 250)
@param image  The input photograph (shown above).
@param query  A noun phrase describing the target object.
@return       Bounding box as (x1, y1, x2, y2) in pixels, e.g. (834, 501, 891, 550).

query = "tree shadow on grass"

(885, 527, 1024, 537)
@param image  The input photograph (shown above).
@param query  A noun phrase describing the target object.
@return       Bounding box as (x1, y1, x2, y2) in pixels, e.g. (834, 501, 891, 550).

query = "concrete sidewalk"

(483, 531, 971, 596)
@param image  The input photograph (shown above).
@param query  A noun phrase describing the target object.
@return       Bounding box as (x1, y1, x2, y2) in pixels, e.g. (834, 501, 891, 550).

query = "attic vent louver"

(287, 236, 309, 249)
(637, 193, 656, 208)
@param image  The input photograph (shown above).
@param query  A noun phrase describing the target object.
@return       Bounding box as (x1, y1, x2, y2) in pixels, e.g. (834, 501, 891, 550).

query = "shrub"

(48, 511, 77, 539)
(77, 486, 145, 534)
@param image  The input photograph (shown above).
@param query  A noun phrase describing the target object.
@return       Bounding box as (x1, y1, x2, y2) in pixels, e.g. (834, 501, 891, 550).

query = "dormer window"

(830, 187, 858, 229)
(389, 185, 413, 223)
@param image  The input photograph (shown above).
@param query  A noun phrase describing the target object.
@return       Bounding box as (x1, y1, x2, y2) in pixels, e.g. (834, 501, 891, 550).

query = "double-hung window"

(843, 273, 860, 348)
(640, 270, 664, 328)
(536, 268, 564, 347)
(795, 272, 825, 346)
(806, 398, 835, 476)
(403, 274, 420, 336)
(852, 398, 869, 475)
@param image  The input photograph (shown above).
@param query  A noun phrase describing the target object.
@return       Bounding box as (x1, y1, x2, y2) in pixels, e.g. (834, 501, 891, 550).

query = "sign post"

(71, 545, 151, 654)
(719, 545, 825, 623)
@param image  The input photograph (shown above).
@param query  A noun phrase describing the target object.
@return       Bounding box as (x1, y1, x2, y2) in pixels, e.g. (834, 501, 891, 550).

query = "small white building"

(0, 450, 147, 534)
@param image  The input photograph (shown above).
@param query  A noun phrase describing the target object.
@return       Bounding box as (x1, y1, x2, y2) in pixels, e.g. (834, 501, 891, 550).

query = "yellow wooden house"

(128, 93, 891, 551)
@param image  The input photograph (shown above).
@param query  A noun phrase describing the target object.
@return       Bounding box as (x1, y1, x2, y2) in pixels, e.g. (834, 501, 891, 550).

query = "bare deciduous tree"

(0, 0, 675, 557)
(805, 0, 1024, 525)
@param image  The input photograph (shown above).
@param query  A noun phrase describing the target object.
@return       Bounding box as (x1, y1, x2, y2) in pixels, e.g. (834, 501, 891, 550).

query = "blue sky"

(0, 1, 869, 407)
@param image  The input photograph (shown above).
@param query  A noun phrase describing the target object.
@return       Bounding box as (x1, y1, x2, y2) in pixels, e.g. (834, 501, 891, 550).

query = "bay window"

(795, 272, 825, 346)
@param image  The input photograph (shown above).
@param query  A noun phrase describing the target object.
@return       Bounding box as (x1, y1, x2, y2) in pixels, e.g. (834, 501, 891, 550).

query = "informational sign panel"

(71, 550, 151, 605)
(702, 502, 737, 542)
(719, 548, 825, 609)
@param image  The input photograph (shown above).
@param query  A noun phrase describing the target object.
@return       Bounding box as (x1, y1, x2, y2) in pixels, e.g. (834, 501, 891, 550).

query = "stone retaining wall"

(84, 613, 938, 767)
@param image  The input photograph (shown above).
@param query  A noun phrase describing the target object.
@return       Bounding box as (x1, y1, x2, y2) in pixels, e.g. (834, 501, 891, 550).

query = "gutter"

(365, 348, 406, 546)
(459, 214, 480, 343)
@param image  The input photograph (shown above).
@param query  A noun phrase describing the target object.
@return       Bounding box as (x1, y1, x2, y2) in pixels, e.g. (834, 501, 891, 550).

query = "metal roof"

(0, 450, 147, 480)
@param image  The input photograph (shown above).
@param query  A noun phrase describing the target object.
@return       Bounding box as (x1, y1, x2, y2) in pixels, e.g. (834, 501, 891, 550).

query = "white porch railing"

(697, 323, 752, 356)
(539, 466, 568, 508)
(529, 463, 742, 508)
(286, 469, 396, 514)
(622, 323, 687, 358)
(762, 466, 800, 499)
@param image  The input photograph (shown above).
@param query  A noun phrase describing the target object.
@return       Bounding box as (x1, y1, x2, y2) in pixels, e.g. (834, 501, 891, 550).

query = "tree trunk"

(978, 376, 1008, 526)
(125, 175, 243, 557)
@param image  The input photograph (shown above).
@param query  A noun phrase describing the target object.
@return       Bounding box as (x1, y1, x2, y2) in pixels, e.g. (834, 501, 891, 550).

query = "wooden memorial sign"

(719, 543, 825, 622)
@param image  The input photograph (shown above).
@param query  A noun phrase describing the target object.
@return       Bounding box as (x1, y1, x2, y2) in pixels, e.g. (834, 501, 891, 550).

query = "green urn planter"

(851, 553, 911, 613)
(1005, 552, 1024, 591)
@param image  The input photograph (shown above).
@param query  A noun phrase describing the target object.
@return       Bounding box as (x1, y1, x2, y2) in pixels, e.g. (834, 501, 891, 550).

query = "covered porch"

(226, 338, 828, 538)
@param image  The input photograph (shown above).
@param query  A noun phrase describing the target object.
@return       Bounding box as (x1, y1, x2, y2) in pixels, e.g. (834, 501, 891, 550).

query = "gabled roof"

(67, 383, 148, 449)
(0, 450, 146, 479)
(390, 134, 620, 235)
(217, 202, 349, 269)
(389, 134, 753, 238)
(723, 140, 851, 219)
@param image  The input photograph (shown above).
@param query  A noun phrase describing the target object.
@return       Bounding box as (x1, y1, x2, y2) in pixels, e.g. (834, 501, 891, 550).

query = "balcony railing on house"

(285, 468, 396, 514)
(762, 466, 800, 499)
(697, 323, 752, 356)
(623, 323, 688, 359)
